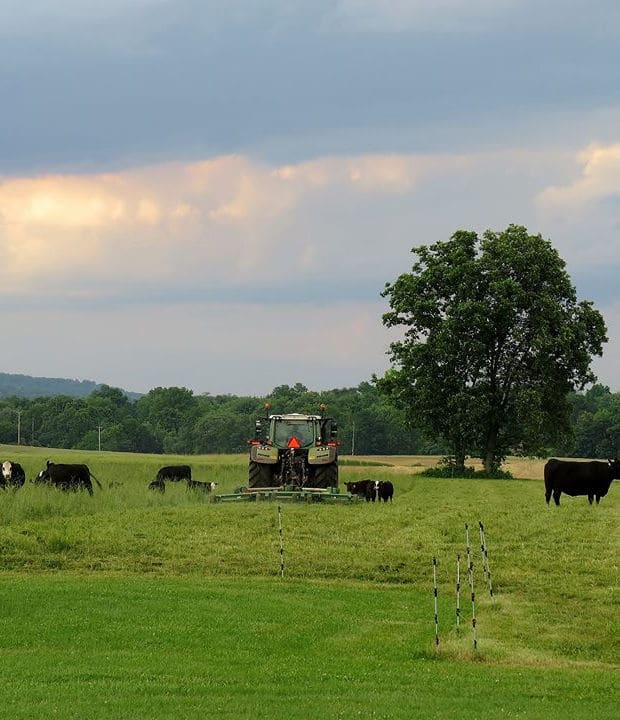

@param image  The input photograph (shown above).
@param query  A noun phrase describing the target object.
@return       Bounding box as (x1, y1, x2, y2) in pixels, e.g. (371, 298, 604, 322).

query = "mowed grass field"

(0, 446, 618, 719)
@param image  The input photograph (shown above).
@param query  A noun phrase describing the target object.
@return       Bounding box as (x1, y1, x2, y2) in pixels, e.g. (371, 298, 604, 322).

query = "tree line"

(0, 382, 416, 455)
(0, 381, 618, 459)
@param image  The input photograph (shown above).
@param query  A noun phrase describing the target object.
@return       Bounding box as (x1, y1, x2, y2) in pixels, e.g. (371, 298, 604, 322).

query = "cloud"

(0, 152, 445, 300)
(534, 142, 620, 268)
(0, 157, 274, 290)
(2, 142, 619, 394)
(3, 1, 619, 179)
(537, 143, 620, 211)
(591, 300, 620, 389)
(2, 143, 619, 308)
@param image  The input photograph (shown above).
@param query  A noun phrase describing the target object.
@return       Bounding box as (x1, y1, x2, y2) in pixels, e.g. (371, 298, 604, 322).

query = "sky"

(1, 0, 619, 396)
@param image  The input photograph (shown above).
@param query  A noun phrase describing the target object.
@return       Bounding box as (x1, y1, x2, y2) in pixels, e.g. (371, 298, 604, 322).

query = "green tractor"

(247, 404, 339, 490)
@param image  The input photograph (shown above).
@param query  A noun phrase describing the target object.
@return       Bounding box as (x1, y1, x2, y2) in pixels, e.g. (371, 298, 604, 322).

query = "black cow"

(375, 480, 394, 503)
(1, 460, 26, 489)
(34, 461, 101, 496)
(186, 479, 217, 493)
(156, 465, 192, 483)
(344, 480, 376, 502)
(544, 458, 620, 506)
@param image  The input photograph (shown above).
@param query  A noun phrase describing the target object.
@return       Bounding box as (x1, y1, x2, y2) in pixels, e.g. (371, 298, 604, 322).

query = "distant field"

(341, 454, 547, 479)
(0, 445, 617, 718)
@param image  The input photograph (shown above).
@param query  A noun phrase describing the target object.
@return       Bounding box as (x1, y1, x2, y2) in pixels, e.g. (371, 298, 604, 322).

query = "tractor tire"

(248, 461, 276, 488)
(313, 462, 338, 489)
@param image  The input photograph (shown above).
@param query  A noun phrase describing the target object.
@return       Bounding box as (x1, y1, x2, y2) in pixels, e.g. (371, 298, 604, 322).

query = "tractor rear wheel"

(248, 461, 276, 488)
(313, 462, 338, 489)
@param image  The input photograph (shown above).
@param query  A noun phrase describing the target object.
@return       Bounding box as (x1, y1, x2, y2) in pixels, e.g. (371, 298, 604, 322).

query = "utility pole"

(16, 410, 21, 445)
(351, 421, 355, 456)
(97, 426, 103, 452)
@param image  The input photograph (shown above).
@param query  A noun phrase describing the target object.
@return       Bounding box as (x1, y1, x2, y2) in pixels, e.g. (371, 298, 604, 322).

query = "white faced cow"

(1, 460, 26, 489)
(375, 480, 394, 503)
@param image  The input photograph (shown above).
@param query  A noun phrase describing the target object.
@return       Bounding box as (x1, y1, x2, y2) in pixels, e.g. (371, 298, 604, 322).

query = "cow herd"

(0, 459, 103, 495)
(344, 479, 394, 503)
(2, 457, 618, 506)
(343, 459, 620, 508)
(0, 460, 217, 497)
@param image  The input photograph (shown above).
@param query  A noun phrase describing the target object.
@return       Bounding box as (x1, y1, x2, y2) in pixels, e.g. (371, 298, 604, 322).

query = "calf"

(1, 460, 26, 489)
(344, 480, 376, 502)
(544, 458, 620, 506)
(375, 480, 394, 503)
(186, 479, 217, 493)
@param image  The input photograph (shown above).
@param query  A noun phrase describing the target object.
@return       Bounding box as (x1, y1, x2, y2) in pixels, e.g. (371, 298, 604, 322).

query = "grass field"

(0, 446, 618, 718)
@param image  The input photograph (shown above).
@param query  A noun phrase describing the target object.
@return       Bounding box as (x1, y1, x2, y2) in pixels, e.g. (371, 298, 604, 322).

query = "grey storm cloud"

(2, 0, 620, 174)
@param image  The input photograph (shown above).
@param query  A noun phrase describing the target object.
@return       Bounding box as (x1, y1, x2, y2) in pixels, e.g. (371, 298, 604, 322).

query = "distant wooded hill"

(0, 372, 140, 400)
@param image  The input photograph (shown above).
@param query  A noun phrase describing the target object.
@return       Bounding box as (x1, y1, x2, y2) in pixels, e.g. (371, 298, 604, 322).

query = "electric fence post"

(433, 557, 439, 651)
(466, 523, 477, 651)
(277, 505, 285, 578)
(456, 553, 461, 631)
(479, 521, 494, 599)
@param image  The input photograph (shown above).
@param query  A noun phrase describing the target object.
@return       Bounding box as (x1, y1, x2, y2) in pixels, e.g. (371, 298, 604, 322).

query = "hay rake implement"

(212, 485, 352, 503)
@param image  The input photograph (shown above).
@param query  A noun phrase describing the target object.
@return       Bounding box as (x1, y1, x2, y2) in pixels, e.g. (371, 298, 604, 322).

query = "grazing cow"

(375, 480, 394, 503)
(34, 461, 101, 496)
(344, 480, 376, 502)
(156, 465, 192, 483)
(186, 479, 217, 493)
(544, 458, 620, 506)
(1, 460, 26, 489)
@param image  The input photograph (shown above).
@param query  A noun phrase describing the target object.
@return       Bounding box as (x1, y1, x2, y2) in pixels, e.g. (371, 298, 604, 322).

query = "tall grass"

(0, 446, 618, 717)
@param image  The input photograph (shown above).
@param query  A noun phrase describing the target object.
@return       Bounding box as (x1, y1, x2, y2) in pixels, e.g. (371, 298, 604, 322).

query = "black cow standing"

(1, 460, 26, 489)
(344, 480, 376, 502)
(34, 461, 101, 496)
(544, 458, 620, 506)
(156, 465, 192, 483)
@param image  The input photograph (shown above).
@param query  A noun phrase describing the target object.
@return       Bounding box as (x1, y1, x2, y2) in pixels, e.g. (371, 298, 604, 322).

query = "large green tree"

(377, 225, 608, 471)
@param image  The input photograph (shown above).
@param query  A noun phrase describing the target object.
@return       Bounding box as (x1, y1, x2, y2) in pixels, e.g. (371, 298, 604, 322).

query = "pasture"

(0, 446, 618, 718)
